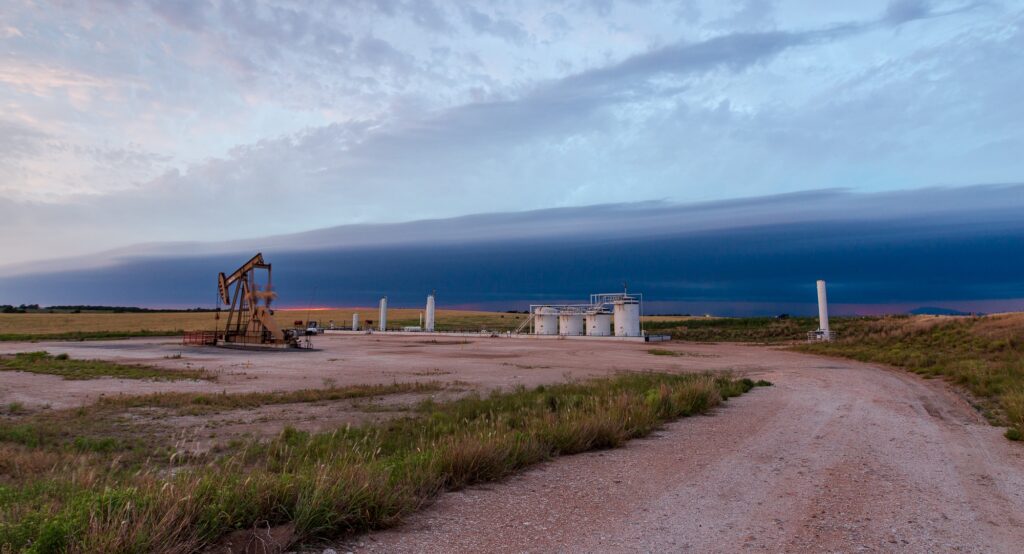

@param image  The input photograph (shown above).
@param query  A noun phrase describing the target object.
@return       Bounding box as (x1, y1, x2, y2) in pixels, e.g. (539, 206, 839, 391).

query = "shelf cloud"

(3, 185, 1022, 315)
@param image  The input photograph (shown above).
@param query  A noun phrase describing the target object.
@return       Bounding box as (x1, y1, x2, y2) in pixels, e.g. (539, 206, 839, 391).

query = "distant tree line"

(0, 305, 216, 314)
(1, 304, 40, 313)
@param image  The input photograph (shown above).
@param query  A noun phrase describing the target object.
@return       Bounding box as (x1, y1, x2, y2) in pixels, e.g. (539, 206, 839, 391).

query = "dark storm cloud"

(2, 185, 1022, 315)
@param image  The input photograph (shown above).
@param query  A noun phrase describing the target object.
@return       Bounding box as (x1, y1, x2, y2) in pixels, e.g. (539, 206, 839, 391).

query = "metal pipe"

(425, 294, 436, 332)
(817, 280, 830, 338)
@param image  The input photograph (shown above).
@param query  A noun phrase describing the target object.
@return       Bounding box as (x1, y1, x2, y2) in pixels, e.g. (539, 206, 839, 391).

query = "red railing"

(182, 330, 218, 346)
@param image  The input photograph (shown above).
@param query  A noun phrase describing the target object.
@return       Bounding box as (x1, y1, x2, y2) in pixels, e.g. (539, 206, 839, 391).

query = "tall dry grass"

(0, 373, 765, 552)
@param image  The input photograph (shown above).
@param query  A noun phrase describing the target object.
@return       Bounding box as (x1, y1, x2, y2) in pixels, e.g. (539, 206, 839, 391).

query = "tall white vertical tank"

(558, 313, 585, 336)
(352, 312, 359, 331)
(533, 307, 559, 335)
(816, 280, 830, 339)
(585, 312, 613, 336)
(379, 297, 388, 332)
(425, 294, 436, 332)
(613, 299, 641, 337)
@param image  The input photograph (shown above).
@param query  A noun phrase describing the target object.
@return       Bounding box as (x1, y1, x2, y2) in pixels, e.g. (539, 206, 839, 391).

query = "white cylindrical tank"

(379, 297, 388, 332)
(425, 294, 436, 332)
(817, 280, 830, 338)
(613, 299, 641, 337)
(586, 312, 613, 336)
(533, 307, 559, 335)
(352, 312, 359, 331)
(558, 313, 585, 336)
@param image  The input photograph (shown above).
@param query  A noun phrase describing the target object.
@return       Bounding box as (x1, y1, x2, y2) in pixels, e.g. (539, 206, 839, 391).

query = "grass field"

(0, 309, 530, 340)
(0, 309, 702, 341)
(0, 372, 764, 552)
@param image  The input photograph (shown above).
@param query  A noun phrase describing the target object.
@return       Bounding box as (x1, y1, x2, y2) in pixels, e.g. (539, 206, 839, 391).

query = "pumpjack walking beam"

(217, 253, 290, 346)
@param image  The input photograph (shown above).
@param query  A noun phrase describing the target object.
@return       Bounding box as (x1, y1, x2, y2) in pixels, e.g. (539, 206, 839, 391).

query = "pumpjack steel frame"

(216, 253, 295, 348)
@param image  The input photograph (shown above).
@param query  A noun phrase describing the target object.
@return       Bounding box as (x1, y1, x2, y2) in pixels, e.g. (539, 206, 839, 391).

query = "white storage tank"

(558, 313, 585, 336)
(352, 312, 359, 331)
(379, 297, 388, 331)
(613, 298, 641, 337)
(534, 307, 559, 335)
(586, 312, 613, 336)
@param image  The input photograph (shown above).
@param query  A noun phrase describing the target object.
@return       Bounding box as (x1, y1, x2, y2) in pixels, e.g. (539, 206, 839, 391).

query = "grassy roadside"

(0, 351, 212, 381)
(795, 315, 1024, 440)
(0, 372, 767, 552)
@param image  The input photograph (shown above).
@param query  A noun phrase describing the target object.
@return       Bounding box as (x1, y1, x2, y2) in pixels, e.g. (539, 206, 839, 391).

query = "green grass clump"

(647, 348, 680, 356)
(0, 351, 211, 381)
(92, 381, 448, 415)
(0, 373, 768, 552)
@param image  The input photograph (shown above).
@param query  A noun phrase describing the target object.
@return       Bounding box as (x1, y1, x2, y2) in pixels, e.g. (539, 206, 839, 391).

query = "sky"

(2, 0, 1023, 267)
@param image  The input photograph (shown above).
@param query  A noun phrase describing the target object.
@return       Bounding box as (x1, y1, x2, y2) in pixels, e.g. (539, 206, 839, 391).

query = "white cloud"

(0, 0, 1022, 265)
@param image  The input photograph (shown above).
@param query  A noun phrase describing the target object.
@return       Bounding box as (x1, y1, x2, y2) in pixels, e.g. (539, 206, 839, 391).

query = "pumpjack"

(215, 253, 299, 348)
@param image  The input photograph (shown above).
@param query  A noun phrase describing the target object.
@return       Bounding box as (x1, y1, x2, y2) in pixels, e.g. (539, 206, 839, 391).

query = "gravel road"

(346, 351, 1024, 553)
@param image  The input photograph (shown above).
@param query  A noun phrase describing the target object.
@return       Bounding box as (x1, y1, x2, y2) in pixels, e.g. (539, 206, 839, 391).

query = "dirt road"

(0, 335, 794, 409)
(348, 353, 1024, 553)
